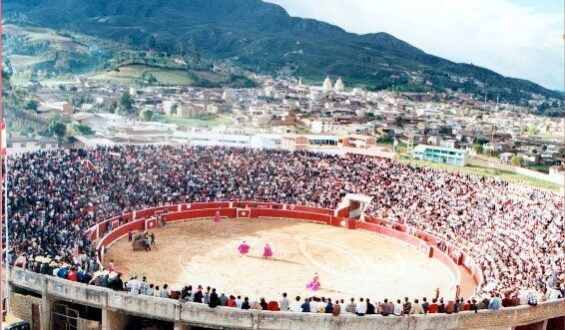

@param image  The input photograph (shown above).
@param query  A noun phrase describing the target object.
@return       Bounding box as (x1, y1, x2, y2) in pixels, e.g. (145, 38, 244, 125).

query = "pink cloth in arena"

(213, 215, 221, 223)
(238, 243, 250, 255)
(306, 275, 321, 291)
(263, 244, 273, 257)
(306, 281, 320, 291)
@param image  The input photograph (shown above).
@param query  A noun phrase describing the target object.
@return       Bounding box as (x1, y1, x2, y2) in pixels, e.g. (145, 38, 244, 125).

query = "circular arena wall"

(3, 201, 565, 330)
(90, 201, 475, 293)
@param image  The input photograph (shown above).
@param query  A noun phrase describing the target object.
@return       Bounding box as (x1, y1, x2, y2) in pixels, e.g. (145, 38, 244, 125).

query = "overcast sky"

(268, 0, 564, 91)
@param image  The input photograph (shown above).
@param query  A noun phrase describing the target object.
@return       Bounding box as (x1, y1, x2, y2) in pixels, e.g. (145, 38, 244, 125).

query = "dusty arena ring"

(92, 201, 471, 297)
(3, 201, 564, 330)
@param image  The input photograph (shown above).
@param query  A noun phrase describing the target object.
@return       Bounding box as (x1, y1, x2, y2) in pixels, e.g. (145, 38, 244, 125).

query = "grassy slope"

(8, 54, 50, 68)
(92, 64, 235, 86)
(5, 24, 219, 87)
(400, 156, 561, 192)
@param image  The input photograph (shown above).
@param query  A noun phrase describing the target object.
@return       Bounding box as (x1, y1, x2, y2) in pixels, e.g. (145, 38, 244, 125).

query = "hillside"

(3, 0, 563, 115)
(2, 24, 256, 88)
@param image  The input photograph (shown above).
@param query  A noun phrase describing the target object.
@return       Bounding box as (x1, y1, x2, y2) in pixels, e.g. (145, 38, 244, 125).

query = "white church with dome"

(321, 76, 345, 93)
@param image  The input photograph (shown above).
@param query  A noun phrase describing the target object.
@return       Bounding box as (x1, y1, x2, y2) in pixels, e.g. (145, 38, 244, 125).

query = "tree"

(510, 155, 524, 167)
(513, 141, 522, 148)
(74, 124, 94, 135)
(143, 72, 157, 85)
(140, 109, 154, 121)
(49, 122, 67, 141)
(377, 135, 394, 144)
(473, 144, 484, 154)
(119, 91, 134, 115)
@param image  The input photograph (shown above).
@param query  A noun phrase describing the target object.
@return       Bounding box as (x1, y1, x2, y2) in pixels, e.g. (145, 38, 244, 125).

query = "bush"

(473, 144, 484, 154)
(510, 155, 524, 167)
(25, 99, 39, 111)
(377, 135, 394, 144)
(49, 122, 67, 140)
(140, 109, 154, 121)
(74, 124, 94, 135)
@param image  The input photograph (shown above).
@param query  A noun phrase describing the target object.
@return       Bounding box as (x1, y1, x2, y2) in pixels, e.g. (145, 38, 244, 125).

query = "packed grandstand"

(4, 145, 564, 315)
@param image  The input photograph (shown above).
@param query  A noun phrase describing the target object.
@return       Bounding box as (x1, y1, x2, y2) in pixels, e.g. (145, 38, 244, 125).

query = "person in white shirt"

(393, 299, 403, 316)
(236, 296, 243, 308)
(279, 292, 290, 311)
(355, 297, 367, 316)
(146, 284, 155, 296)
(153, 285, 161, 297)
(309, 298, 318, 312)
(546, 287, 563, 301)
(139, 276, 149, 295)
(126, 275, 140, 295)
(289, 296, 303, 312)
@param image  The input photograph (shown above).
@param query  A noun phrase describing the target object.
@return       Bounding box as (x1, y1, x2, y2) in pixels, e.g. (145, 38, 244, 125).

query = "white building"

(334, 77, 345, 92)
(322, 76, 333, 93)
(163, 100, 178, 115)
(72, 113, 125, 132)
(7, 136, 58, 155)
(310, 119, 337, 134)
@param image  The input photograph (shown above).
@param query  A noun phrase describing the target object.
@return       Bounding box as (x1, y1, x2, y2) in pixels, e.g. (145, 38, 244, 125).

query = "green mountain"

(3, 0, 563, 115)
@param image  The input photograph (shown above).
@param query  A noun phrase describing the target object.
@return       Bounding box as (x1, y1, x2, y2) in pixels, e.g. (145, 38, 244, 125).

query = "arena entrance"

(52, 303, 79, 330)
(335, 194, 372, 220)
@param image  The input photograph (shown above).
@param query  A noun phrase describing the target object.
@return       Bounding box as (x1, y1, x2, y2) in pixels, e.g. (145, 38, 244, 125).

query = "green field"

(400, 156, 561, 192)
(153, 114, 231, 129)
(8, 54, 51, 68)
(93, 65, 195, 85)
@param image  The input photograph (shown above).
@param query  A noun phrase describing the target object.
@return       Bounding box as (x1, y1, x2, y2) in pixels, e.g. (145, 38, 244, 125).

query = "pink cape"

(306, 280, 321, 291)
(238, 243, 250, 254)
(213, 215, 221, 223)
(263, 246, 273, 257)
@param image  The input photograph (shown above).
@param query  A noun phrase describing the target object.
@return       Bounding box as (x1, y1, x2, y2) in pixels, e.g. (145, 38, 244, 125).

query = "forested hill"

(3, 0, 563, 114)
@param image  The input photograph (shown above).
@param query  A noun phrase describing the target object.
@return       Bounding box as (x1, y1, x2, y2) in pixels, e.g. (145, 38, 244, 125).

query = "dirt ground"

(105, 218, 462, 302)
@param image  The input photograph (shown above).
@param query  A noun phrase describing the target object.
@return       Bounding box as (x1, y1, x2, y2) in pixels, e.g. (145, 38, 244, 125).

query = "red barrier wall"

(356, 222, 423, 249)
(162, 208, 237, 222)
(145, 218, 158, 230)
(183, 202, 231, 210)
(237, 209, 251, 218)
(97, 219, 146, 262)
(249, 208, 331, 224)
(135, 207, 163, 220)
(291, 205, 334, 215)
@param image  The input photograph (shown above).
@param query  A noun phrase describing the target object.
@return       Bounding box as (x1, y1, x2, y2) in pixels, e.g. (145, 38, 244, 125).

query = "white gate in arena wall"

(335, 194, 372, 220)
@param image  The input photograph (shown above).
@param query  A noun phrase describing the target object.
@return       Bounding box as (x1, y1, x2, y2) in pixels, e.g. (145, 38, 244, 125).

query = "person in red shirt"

(267, 300, 280, 311)
(227, 295, 237, 307)
(428, 298, 439, 313)
(67, 266, 79, 282)
(463, 300, 472, 311)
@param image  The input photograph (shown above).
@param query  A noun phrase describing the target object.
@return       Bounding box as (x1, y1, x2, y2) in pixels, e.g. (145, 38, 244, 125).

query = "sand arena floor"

(105, 218, 458, 301)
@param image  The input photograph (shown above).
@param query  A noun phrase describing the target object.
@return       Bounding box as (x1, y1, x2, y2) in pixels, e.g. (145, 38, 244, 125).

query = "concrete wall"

(4, 268, 564, 330)
(9, 292, 41, 328)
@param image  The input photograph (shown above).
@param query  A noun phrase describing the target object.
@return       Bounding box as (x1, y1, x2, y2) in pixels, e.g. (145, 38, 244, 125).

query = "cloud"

(268, 0, 563, 90)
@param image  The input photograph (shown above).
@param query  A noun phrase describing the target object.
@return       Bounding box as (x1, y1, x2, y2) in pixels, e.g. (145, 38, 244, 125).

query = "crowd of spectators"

(3, 145, 564, 315)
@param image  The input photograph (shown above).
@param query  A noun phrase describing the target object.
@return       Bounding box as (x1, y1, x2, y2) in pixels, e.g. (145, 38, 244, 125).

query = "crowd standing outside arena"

(3, 145, 564, 315)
